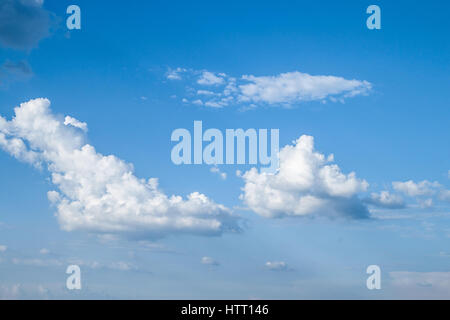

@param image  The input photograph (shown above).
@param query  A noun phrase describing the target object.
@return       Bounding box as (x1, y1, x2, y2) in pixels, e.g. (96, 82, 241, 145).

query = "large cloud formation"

(0, 98, 240, 238)
(0, 0, 51, 50)
(239, 135, 370, 219)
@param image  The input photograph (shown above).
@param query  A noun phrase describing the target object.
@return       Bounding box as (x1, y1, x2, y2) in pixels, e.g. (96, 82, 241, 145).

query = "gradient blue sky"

(0, 0, 449, 299)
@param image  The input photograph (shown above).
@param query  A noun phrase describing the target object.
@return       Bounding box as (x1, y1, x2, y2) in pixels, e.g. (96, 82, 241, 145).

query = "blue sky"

(0, 0, 449, 299)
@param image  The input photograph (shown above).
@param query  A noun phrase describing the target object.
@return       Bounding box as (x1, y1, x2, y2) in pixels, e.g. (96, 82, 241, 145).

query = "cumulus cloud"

(265, 261, 289, 271)
(364, 191, 405, 209)
(64, 116, 88, 132)
(197, 71, 225, 85)
(0, 98, 240, 239)
(392, 180, 441, 197)
(0, 0, 52, 50)
(239, 135, 369, 219)
(168, 68, 372, 109)
(0, 245, 7, 252)
(201, 256, 219, 266)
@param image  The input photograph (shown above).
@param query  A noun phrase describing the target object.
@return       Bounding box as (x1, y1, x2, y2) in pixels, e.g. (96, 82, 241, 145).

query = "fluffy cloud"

(238, 72, 371, 105)
(240, 135, 369, 219)
(391, 179, 450, 207)
(392, 180, 441, 197)
(197, 71, 225, 85)
(168, 68, 372, 108)
(0, 245, 7, 252)
(364, 191, 405, 209)
(0, 98, 240, 239)
(0, 0, 52, 50)
(64, 116, 87, 132)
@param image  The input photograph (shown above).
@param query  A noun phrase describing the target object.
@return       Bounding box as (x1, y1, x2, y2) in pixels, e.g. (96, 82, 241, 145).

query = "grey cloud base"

(0, 0, 51, 50)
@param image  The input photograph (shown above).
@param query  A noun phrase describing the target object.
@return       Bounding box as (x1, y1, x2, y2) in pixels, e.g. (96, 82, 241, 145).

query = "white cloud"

(365, 191, 405, 209)
(170, 68, 372, 108)
(197, 71, 225, 85)
(166, 67, 186, 80)
(392, 180, 441, 197)
(64, 116, 88, 132)
(0, 245, 7, 252)
(210, 167, 227, 180)
(240, 135, 369, 219)
(201, 256, 219, 266)
(265, 261, 288, 271)
(0, 98, 240, 239)
(39, 248, 50, 255)
(238, 71, 371, 105)
(197, 90, 215, 96)
(191, 99, 203, 106)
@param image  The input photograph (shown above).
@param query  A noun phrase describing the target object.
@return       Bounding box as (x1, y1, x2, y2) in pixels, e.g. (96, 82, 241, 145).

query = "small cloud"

(39, 248, 50, 255)
(166, 67, 186, 80)
(201, 256, 219, 266)
(210, 167, 227, 180)
(197, 71, 225, 85)
(64, 116, 88, 132)
(0, 245, 7, 252)
(191, 99, 203, 106)
(197, 90, 215, 96)
(418, 198, 433, 209)
(265, 261, 289, 272)
(364, 191, 405, 209)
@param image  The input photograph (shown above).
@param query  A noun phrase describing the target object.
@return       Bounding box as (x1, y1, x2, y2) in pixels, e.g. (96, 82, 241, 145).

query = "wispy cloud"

(265, 261, 290, 272)
(166, 68, 372, 109)
(201, 256, 219, 266)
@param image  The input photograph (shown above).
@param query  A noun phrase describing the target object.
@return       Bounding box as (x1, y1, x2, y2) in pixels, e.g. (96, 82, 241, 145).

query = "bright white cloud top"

(0, 98, 240, 239)
(239, 135, 370, 219)
(169, 68, 372, 108)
